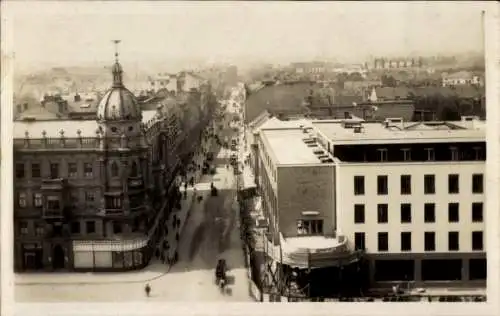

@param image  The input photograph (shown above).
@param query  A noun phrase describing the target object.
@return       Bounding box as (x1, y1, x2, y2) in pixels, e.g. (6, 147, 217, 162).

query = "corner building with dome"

(13, 55, 215, 272)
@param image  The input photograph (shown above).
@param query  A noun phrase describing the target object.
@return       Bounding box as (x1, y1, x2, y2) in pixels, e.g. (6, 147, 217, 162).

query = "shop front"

(72, 239, 150, 272)
(19, 242, 44, 271)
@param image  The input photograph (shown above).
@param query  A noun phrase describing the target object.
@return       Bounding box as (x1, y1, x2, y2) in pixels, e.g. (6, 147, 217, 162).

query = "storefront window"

(134, 251, 143, 266)
(113, 251, 124, 268)
(124, 251, 133, 268)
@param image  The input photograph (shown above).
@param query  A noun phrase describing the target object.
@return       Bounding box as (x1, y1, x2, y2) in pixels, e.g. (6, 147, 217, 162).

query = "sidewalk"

(16, 133, 215, 286)
(161, 145, 209, 266)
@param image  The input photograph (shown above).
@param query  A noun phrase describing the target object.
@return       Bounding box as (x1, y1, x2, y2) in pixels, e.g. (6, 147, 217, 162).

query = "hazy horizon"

(4, 1, 487, 73)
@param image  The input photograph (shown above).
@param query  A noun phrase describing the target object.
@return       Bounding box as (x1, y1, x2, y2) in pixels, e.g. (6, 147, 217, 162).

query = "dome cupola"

(96, 40, 141, 122)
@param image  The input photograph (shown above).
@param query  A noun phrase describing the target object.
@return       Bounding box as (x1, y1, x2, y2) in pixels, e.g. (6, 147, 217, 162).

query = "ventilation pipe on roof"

(385, 117, 404, 130)
(461, 116, 478, 129)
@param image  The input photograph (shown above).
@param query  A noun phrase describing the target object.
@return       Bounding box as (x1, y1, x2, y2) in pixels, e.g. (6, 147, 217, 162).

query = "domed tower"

(96, 41, 150, 234)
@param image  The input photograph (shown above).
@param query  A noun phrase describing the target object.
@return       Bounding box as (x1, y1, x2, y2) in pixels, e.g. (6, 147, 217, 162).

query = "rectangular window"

(424, 174, 435, 194)
(473, 147, 484, 161)
(377, 149, 388, 162)
(448, 231, 459, 251)
(472, 202, 483, 222)
(85, 192, 95, 203)
(86, 221, 96, 234)
(50, 163, 60, 179)
(401, 232, 412, 251)
(33, 193, 43, 208)
(68, 162, 78, 178)
(354, 176, 365, 195)
(472, 231, 483, 251)
(16, 163, 25, 179)
(472, 174, 484, 194)
(31, 163, 41, 178)
(19, 221, 29, 235)
(71, 222, 81, 234)
(377, 232, 389, 252)
(424, 203, 436, 223)
(424, 232, 435, 251)
(401, 148, 411, 161)
(297, 220, 323, 235)
(113, 222, 122, 234)
(400, 203, 412, 223)
(377, 175, 388, 195)
(112, 198, 122, 209)
(448, 203, 460, 223)
(47, 198, 60, 210)
(354, 204, 365, 224)
(448, 174, 459, 194)
(84, 163, 93, 178)
(34, 223, 44, 236)
(425, 148, 435, 161)
(17, 192, 27, 208)
(377, 204, 388, 223)
(400, 175, 411, 195)
(450, 147, 459, 161)
(354, 232, 365, 250)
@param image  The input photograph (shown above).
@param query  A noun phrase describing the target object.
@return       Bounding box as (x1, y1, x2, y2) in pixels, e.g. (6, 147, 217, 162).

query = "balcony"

(98, 208, 125, 216)
(42, 209, 64, 220)
(41, 178, 66, 191)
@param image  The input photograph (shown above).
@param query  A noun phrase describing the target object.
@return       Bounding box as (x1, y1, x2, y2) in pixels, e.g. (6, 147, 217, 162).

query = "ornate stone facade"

(13, 60, 214, 272)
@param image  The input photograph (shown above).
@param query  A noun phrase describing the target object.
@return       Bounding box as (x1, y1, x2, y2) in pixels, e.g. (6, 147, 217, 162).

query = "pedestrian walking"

(144, 283, 151, 297)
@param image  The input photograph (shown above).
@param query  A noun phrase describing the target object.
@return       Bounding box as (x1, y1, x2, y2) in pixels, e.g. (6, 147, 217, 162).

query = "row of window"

(16, 161, 140, 179)
(18, 220, 139, 236)
(370, 146, 482, 162)
(354, 231, 485, 252)
(17, 191, 96, 209)
(353, 202, 484, 224)
(353, 173, 484, 196)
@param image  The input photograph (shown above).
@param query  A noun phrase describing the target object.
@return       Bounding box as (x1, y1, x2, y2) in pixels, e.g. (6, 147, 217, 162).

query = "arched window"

(130, 161, 139, 177)
(111, 162, 119, 177)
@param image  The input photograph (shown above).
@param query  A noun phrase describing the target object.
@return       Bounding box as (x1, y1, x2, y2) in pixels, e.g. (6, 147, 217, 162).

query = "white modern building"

(442, 71, 483, 87)
(253, 115, 486, 297)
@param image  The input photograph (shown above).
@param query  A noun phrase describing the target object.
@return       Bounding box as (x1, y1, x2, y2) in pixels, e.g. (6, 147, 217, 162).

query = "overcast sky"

(4, 1, 487, 71)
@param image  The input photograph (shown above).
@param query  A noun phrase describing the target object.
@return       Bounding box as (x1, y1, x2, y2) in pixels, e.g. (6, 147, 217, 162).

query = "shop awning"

(73, 238, 148, 252)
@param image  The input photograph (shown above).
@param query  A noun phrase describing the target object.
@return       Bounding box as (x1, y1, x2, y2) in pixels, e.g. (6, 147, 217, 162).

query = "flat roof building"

(253, 115, 486, 298)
